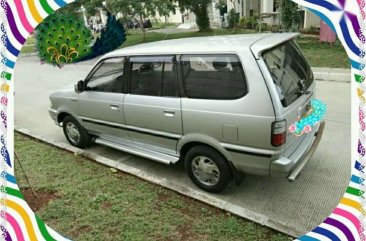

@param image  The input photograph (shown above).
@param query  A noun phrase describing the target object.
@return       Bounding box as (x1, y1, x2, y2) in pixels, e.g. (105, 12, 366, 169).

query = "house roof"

(103, 33, 300, 59)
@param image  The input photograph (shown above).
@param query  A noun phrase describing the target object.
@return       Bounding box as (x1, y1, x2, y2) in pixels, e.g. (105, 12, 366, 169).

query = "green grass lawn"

(150, 22, 178, 30)
(20, 37, 37, 54)
(15, 133, 291, 241)
(297, 35, 350, 68)
(20, 45, 36, 54)
(25, 37, 36, 45)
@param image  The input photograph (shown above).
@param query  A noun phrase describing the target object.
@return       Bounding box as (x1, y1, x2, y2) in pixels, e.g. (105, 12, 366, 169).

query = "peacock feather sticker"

(35, 13, 93, 67)
(289, 99, 327, 136)
(35, 12, 126, 68)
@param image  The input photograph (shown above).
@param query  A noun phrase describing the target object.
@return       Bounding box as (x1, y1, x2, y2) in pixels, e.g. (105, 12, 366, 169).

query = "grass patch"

(20, 36, 37, 54)
(150, 22, 178, 30)
(25, 36, 36, 45)
(15, 133, 291, 241)
(297, 36, 350, 68)
(20, 45, 36, 54)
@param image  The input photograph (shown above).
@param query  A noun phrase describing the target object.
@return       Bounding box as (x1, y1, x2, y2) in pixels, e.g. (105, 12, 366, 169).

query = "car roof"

(102, 33, 299, 59)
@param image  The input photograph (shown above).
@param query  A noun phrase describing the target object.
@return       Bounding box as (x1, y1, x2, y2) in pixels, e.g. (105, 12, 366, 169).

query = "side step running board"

(94, 138, 179, 165)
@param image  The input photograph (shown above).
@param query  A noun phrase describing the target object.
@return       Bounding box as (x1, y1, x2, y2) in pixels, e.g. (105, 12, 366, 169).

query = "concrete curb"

(15, 126, 303, 238)
(312, 67, 351, 83)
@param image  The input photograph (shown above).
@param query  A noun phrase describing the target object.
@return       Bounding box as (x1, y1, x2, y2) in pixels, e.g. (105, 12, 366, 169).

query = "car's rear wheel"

(62, 115, 91, 149)
(184, 145, 232, 193)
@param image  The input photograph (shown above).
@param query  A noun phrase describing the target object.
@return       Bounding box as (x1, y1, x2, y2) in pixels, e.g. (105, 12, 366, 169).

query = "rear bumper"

(270, 120, 325, 179)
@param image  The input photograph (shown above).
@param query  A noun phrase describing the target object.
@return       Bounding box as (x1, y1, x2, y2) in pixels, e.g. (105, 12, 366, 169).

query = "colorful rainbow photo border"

(0, 0, 364, 240)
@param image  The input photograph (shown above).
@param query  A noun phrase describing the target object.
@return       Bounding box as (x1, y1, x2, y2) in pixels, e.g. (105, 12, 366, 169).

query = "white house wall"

(251, 0, 259, 13)
(304, 10, 320, 29)
(208, 0, 222, 27)
(226, 0, 242, 16)
(261, 0, 273, 14)
(152, 0, 319, 29)
(163, 13, 184, 24)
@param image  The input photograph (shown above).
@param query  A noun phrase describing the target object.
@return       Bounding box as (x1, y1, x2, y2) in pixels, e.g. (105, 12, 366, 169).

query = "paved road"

(14, 56, 351, 237)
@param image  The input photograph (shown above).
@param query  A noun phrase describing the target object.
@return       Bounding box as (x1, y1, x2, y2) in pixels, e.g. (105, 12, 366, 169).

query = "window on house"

(273, 0, 280, 12)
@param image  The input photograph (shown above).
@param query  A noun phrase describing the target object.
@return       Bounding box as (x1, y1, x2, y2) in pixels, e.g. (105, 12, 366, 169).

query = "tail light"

(271, 120, 287, 147)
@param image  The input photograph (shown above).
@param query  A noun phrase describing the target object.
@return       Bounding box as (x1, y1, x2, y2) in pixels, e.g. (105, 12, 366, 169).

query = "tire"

(62, 115, 91, 149)
(184, 145, 232, 193)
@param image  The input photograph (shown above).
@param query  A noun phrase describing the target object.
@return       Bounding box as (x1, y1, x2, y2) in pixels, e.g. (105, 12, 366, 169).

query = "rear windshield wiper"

(300, 89, 311, 95)
(296, 79, 312, 95)
(293, 89, 312, 96)
(287, 85, 311, 98)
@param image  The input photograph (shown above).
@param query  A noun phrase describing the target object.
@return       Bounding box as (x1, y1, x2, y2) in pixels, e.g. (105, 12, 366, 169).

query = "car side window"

(86, 58, 125, 93)
(180, 54, 247, 99)
(129, 56, 178, 97)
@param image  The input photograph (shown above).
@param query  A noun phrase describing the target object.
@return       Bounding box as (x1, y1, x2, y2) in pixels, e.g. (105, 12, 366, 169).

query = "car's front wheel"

(184, 145, 232, 193)
(62, 115, 91, 149)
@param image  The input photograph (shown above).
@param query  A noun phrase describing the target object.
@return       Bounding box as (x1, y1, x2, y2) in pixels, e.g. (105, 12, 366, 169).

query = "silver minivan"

(49, 33, 325, 193)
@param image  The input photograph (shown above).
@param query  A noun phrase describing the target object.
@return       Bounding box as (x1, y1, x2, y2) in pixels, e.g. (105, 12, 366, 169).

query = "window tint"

(180, 55, 247, 99)
(262, 40, 314, 107)
(130, 56, 178, 97)
(86, 58, 125, 93)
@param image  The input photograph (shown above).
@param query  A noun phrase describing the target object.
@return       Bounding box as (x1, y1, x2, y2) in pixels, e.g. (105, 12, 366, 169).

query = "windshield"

(262, 40, 313, 107)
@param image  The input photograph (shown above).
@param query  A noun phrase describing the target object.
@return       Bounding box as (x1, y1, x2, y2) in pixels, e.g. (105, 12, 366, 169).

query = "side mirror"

(75, 80, 85, 93)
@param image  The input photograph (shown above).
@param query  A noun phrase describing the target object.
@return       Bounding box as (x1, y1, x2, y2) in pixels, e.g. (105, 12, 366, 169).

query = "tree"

(59, 0, 105, 16)
(83, 0, 106, 15)
(280, 0, 300, 31)
(227, 8, 239, 29)
(107, 0, 176, 41)
(178, 0, 211, 32)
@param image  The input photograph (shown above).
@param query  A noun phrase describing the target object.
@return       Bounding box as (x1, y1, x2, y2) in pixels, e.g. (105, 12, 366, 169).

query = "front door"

(123, 56, 182, 154)
(78, 57, 128, 139)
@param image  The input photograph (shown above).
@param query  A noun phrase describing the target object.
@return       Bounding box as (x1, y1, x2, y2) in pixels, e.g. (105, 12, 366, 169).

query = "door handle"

(164, 110, 175, 117)
(110, 104, 120, 110)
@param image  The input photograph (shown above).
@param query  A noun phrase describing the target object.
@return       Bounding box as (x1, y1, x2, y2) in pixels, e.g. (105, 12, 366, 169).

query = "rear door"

(123, 56, 182, 155)
(260, 40, 315, 150)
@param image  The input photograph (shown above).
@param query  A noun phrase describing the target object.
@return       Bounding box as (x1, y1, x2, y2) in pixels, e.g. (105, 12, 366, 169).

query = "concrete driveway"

(14, 56, 350, 237)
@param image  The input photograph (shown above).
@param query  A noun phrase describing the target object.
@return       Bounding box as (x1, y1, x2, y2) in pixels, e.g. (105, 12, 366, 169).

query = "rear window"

(262, 40, 314, 107)
(181, 54, 247, 99)
(129, 56, 179, 97)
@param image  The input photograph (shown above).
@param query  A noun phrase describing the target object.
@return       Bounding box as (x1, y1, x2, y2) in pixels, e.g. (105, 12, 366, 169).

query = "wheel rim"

(191, 156, 220, 186)
(65, 122, 81, 145)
